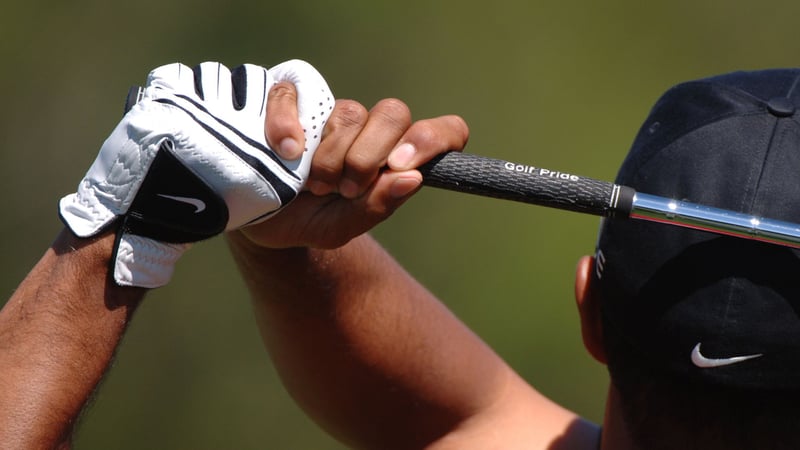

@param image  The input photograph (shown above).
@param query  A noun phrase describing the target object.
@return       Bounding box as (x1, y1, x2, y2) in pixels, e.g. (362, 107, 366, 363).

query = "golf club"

(418, 151, 800, 249)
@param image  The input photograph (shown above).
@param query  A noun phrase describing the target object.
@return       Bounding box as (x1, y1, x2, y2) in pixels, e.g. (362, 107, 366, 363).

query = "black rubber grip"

(418, 152, 635, 218)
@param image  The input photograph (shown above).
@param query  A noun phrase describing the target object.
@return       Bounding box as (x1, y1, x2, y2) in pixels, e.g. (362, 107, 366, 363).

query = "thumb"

(265, 81, 305, 160)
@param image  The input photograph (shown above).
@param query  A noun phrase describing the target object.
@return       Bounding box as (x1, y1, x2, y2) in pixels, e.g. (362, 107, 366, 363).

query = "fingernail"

(388, 143, 417, 170)
(390, 176, 422, 199)
(278, 137, 301, 159)
(340, 179, 359, 199)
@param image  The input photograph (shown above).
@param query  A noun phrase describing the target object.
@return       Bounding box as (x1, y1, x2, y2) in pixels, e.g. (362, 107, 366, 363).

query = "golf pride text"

(503, 162, 580, 181)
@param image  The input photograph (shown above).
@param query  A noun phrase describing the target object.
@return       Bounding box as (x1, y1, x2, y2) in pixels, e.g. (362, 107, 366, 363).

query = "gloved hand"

(59, 60, 334, 288)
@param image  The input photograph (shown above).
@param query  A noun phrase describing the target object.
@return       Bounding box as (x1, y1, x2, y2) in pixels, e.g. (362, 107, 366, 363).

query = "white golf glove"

(59, 60, 335, 288)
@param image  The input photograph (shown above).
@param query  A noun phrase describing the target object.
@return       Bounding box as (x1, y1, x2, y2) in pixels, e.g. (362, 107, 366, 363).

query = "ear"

(575, 255, 607, 364)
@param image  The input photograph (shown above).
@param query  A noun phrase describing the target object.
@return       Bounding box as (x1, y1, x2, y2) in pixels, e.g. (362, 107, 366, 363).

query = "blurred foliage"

(3, 0, 800, 448)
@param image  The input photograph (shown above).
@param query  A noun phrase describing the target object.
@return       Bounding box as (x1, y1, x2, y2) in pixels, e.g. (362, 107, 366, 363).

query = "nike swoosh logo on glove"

(157, 194, 207, 213)
(690, 343, 762, 368)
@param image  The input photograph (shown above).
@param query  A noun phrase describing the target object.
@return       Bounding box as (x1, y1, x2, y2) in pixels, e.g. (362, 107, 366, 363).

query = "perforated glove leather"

(59, 60, 334, 287)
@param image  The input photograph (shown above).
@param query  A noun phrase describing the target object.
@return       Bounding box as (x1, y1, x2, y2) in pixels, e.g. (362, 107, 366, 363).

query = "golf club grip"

(418, 152, 635, 217)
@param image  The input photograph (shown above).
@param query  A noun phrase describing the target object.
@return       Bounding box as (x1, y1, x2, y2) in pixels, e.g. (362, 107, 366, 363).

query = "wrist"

(226, 230, 322, 299)
(227, 231, 380, 289)
(52, 227, 116, 270)
(226, 229, 311, 264)
(50, 228, 149, 299)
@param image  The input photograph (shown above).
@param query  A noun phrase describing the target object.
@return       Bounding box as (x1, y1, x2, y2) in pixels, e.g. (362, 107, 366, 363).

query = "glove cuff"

(59, 190, 119, 238)
(113, 234, 191, 288)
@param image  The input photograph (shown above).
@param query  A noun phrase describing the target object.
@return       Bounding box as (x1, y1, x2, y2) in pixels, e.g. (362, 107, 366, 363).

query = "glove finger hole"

(192, 64, 206, 100)
(231, 65, 248, 111)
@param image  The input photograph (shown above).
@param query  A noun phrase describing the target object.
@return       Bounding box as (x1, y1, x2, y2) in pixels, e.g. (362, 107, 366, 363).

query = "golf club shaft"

(418, 152, 800, 249)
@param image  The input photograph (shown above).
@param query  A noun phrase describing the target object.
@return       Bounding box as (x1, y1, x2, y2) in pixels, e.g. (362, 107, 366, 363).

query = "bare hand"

(237, 83, 469, 249)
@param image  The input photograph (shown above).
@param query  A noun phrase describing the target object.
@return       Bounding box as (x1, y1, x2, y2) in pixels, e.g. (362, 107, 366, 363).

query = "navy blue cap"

(596, 69, 800, 389)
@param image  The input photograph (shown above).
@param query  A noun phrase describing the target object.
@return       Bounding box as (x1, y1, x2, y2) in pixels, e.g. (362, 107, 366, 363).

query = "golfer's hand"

(240, 89, 470, 249)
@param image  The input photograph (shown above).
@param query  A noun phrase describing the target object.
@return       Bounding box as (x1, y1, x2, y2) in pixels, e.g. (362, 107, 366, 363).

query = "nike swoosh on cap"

(690, 343, 763, 368)
(157, 194, 207, 213)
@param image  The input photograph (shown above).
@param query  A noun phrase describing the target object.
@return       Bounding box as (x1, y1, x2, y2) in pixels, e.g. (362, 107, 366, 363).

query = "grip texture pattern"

(419, 152, 630, 217)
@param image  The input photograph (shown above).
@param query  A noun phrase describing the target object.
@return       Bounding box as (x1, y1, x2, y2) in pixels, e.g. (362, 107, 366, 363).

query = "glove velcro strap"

(123, 140, 229, 243)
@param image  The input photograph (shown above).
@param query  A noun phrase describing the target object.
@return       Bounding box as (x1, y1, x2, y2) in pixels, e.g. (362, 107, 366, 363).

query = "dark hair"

(602, 312, 800, 450)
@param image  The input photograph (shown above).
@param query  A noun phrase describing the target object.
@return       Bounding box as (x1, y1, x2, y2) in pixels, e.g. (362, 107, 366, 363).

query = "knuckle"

(344, 150, 373, 176)
(407, 120, 441, 146)
(408, 114, 470, 149)
(311, 157, 341, 181)
(268, 114, 298, 134)
(329, 100, 368, 130)
(269, 81, 298, 100)
(371, 98, 412, 131)
(447, 114, 471, 144)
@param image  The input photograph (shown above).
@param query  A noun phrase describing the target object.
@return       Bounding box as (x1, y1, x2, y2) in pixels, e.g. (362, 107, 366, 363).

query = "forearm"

(0, 228, 145, 449)
(228, 231, 514, 449)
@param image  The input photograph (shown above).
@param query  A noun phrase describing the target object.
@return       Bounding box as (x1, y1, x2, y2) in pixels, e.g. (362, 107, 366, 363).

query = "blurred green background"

(2, 0, 800, 448)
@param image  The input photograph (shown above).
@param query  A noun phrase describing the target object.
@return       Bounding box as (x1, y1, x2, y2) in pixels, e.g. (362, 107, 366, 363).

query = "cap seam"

(717, 275, 741, 348)
(680, 79, 767, 106)
(785, 73, 800, 97)
(745, 118, 782, 216)
(628, 109, 767, 185)
(786, 73, 800, 126)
